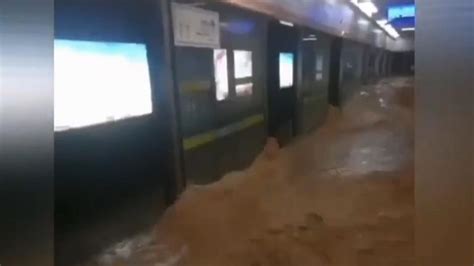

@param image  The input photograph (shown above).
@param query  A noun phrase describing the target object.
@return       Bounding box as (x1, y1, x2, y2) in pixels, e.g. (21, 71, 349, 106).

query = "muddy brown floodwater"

(84, 77, 415, 266)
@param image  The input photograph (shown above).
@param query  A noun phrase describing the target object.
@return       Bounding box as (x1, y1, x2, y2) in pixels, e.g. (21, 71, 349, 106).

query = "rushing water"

(84, 77, 414, 266)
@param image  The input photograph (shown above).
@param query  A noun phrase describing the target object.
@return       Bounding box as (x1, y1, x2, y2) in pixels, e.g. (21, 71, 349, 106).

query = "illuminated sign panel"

(214, 49, 229, 101)
(54, 40, 153, 131)
(388, 5, 415, 21)
(279, 53, 294, 89)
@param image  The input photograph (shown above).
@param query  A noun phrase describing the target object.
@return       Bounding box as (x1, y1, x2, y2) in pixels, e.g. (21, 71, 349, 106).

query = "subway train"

(53, 0, 414, 264)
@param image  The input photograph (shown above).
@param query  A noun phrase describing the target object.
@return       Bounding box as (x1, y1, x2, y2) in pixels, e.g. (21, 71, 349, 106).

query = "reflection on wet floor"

(83, 77, 414, 266)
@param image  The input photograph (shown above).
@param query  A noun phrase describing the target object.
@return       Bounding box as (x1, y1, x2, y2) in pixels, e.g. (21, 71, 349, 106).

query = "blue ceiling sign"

(390, 17, 415, 29)
(388, 4, 415, 21)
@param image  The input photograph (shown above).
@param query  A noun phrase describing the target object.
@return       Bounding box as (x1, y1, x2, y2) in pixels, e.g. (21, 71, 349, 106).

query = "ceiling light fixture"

(358, 1, 378, 17)
(385, 25, 400, 38)
(358, 19, 370, 25)
(279, 20, 294, 27)
(375, 19, 399, 38)
(376, 19, 388, 27)
(350, 0, 378, 17)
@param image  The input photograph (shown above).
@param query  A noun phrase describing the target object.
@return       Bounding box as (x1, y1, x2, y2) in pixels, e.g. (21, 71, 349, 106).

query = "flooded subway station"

(51, 0, 417, 265)
(85, 77, 414, 266)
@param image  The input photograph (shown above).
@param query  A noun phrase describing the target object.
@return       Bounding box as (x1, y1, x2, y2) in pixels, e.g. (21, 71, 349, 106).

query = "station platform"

(83, 77, 415, 266)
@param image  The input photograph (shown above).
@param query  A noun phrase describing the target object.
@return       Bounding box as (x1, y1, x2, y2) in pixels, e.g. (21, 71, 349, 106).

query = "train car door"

(328, 37, 342, 106)
(266, 20, 298, 146)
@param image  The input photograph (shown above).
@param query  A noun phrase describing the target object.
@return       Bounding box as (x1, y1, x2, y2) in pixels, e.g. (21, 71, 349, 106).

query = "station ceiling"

(177, 0, 414, 51)
(371, 0, 415, 38)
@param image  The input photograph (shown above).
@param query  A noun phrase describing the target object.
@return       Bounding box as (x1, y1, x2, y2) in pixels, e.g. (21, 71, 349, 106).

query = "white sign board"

(172, 3, 220, 48)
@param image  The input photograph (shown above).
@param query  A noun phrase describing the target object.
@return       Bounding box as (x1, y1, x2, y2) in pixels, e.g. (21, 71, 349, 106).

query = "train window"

(316, 55, 324, 81)
(316, 55, 324, 72)
(214, 49, 229, 101)
(316, 73, 323, 81)
(54, 39, 152, 132)
(234, 50, 253, 79)
(236, 82, 253, 97)
(279, 52, 294, 88)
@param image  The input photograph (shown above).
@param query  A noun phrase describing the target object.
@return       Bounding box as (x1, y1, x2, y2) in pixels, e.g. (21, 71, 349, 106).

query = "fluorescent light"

(402, 27, 415, 31)
(303, 34, 317, 41)
(359, 2, 378, 17)
(375, 19, 400, 38)
(376, 19, 388, 27)
(350, 0, 379, 18)
(358, 19, 370, 25)
(383, 27, 399, 38)
(384, 24, 400, 38)
(279, 20, 294, 27)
